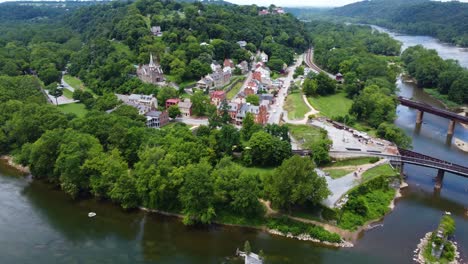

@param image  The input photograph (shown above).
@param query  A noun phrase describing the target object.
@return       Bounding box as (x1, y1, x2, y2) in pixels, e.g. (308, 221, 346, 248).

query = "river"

(1, 29, 467, 263)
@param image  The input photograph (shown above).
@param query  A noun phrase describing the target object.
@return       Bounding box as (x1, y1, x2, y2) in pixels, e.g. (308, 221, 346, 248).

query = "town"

(0, 0, 467, 263)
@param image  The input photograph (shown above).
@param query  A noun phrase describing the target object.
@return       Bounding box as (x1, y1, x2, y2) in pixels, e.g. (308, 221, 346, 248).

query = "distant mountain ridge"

(329, 0, 468, 46)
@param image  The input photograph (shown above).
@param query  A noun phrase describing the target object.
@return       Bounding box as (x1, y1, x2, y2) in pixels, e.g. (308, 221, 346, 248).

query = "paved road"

(61, 76, 75, 92)
(268, 54, 304, 124)
(321, 159, 389, 208)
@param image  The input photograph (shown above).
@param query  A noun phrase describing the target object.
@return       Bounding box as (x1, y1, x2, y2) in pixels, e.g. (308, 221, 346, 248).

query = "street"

(267, 54, 304, 124)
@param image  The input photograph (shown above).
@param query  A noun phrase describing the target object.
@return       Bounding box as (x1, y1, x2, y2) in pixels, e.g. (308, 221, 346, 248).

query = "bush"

(369, 157, 379, 163)
(322, 207, 338, 221)
(266, 217, 341, 243)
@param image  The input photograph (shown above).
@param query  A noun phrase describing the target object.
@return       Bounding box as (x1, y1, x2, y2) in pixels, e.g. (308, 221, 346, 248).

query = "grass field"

(287, 124, 325, 149)
(307, 92, 353, 118)
(63, 75, 97, 97)
(323, 168, 354, 179)
(58, 103, 88, 118)
(284, 92, 309, 120)
(62, 88, 74, 99)
(226, 81, 244, 100)
(361, 164, 397, 181)
(241, 166, 275, 180)
(329, 157, 379, 167)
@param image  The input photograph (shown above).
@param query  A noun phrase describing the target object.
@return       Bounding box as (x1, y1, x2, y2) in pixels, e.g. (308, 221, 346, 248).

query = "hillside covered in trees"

(328, 0, 468, 47)
(0, 0, 309, 95)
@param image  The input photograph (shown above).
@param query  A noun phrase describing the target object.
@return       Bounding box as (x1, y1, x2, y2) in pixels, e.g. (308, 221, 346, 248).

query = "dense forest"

(327, 0, 468, 47)
(0, 0, 309, 95)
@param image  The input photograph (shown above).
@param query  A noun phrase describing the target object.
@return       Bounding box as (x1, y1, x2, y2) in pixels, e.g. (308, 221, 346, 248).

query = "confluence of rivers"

(0, 26, 467, 264)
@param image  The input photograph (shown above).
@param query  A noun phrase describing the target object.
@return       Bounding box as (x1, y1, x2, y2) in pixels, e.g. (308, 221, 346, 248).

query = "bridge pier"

(416, 110, 424, 124)
(447, 120, 456, 136)
(434, 169, 445, 190)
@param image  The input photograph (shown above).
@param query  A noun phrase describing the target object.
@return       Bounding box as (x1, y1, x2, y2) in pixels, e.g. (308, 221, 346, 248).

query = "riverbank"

(0, 155, 29, 174)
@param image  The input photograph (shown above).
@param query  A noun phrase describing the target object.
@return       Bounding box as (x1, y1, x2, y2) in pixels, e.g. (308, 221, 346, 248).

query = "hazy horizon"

(0, 0, 467, 7)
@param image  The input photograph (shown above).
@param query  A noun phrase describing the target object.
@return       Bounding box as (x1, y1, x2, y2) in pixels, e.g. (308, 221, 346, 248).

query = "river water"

(1, 29, 468, 264)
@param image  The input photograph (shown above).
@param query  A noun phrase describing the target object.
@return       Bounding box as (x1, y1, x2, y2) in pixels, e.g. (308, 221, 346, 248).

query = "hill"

(328, 0, 468, 46)
(0, 0, 309, 94)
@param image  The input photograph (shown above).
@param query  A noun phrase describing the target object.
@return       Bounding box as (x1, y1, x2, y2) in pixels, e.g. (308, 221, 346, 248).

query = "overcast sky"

(226, 0, 468, 7)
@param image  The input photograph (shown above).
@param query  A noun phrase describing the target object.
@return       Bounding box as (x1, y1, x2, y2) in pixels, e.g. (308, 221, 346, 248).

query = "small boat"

(88, 212, 96, 218)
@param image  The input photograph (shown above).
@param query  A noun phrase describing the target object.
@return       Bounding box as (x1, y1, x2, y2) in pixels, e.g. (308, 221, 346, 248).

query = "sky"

(226, 0, 468, 7)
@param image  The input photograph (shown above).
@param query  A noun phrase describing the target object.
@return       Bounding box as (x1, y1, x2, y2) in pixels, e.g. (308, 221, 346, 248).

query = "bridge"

(398, 96, 468, 136)
(325, 148, 468, 189)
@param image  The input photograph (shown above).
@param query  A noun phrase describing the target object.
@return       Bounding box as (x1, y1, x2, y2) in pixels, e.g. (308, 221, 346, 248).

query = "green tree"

(109, 173, 139, 209)
(179, 160, 216, 225)
(315, 72, 336, 95)
(168, 105, 181, 119)
(264, 155, 330, 211)
(191, 91, 209, 116)
(376, 123, 412, 148)
(157, 86, 178, 106)
(241, 112, 258, 141)
(48, 84, 63, 106)
(303, 78, 317, 96)
(246, 94, 259, 106)
(82, 148, 129, 199)
(311, 138, 332, 166)
(245, 131, 291, 167)
(54, 130, 104, 198)
(268, 57, 285, 72)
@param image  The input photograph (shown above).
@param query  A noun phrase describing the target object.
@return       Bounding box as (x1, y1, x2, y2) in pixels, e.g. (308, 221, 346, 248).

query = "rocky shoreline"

(413, 232, 462, 264)
(0, 155, 30, 174)
(267, 229, 354, 248)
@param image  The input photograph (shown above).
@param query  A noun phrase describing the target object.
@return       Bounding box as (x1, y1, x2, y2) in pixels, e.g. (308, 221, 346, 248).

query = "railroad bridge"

(398, 96, 468, 137)
(324, 148, 468, 190)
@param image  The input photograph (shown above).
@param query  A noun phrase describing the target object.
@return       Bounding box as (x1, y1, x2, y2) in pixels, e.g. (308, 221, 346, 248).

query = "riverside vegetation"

(302, 22, 412, 148)
(0, 0, 419, 245)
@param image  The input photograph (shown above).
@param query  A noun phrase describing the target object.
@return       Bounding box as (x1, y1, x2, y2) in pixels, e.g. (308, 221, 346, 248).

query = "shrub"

(369, 157, 379, 163)
(322, 207, 338, 221)
(266, 217, 341, 243)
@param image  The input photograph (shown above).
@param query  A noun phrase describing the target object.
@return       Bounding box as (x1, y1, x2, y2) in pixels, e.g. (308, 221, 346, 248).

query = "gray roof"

(145, 110, 162, 118)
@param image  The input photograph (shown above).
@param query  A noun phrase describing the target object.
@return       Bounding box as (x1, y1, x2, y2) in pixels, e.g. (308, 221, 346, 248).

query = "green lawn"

(62, 88, 74, 99)
(361, 164, 397, 182)
(284, 92, 309, 120)
(63, 75, 84, 90)
(58, 103, 88, 118)
(179, 80, 197, 89)
(63, 75, 97, 97)
(329, 157, 379, 167)
(323, 168, 354, 179)
(307, 92, 353, 118)
(287, 124, 325, 149)
(226, 81, 243, 100)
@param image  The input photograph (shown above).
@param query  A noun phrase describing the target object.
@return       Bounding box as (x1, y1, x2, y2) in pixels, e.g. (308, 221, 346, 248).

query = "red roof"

(166, 98, 180, 103)
(212, 91, 226, 97)
(247, 81, 258, 87)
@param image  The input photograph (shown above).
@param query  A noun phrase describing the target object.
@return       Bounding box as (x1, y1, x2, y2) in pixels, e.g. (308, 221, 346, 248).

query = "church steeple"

(149, 53, 156, 68)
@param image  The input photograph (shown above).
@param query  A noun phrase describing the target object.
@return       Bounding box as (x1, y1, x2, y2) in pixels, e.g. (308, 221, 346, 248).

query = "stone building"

(137, 54, 164, 85)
